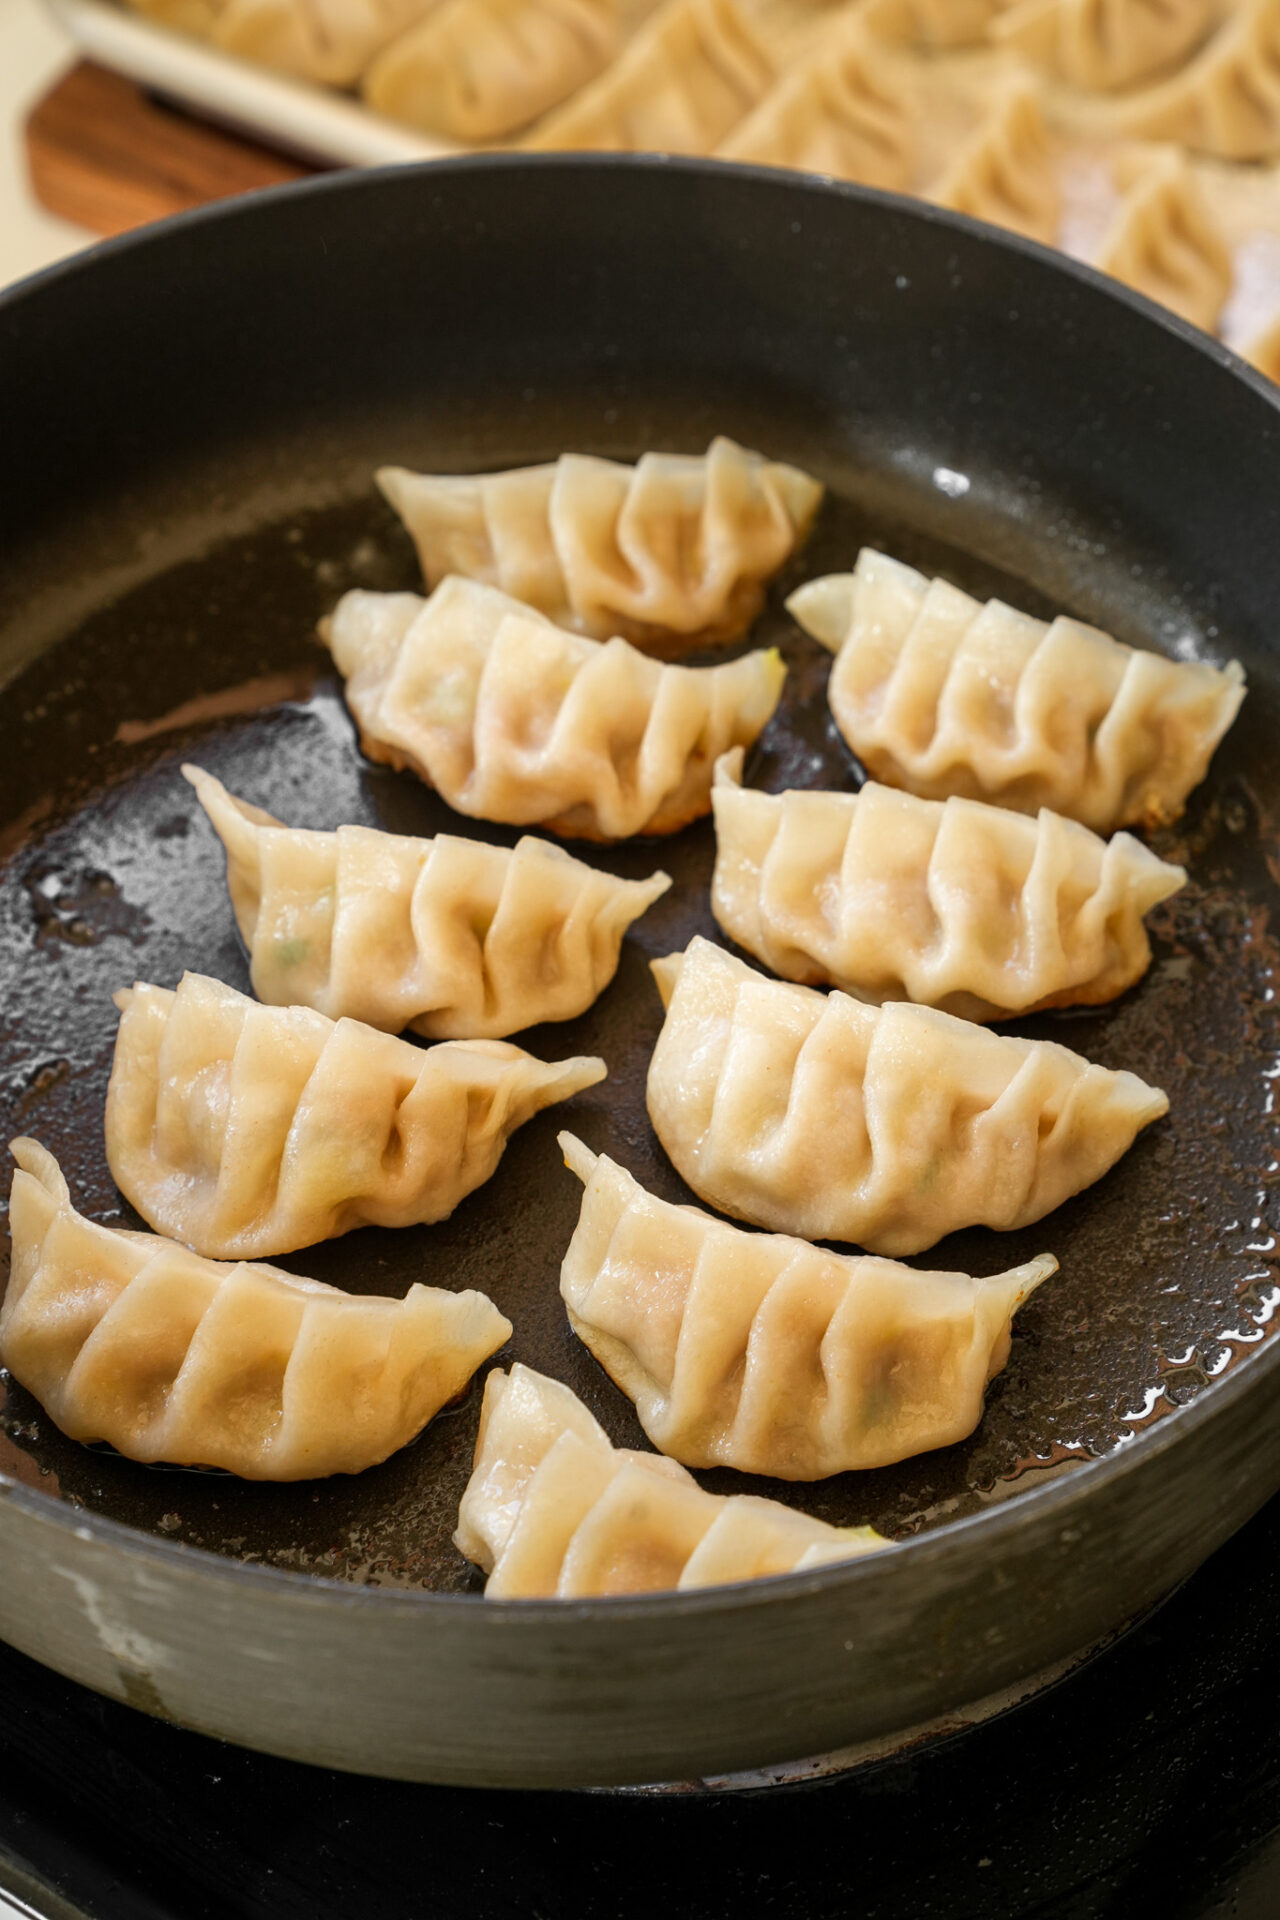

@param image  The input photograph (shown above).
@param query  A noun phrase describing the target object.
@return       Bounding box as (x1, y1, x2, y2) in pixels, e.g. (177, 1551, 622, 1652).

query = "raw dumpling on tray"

(646, 938, 1167, 1254)
(557, 1135, 1057, 1478)
(321, 576, 786, 840)
(105, 973, 605, 1259)
(0, 1139, 511, 1480)
(455, 1362, 890, 1596)
(710, 747, 1186, 1020)
(378, 436, 823, 654)
(790, 547, 1245, 831)
(185, 765, 670, 1038)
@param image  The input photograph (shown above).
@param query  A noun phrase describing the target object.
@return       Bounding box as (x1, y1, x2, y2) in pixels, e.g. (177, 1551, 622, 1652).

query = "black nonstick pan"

(1, 157, 1277, 1791)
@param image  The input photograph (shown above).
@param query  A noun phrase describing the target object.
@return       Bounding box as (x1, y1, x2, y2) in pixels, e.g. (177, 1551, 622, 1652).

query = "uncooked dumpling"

(0, 1138, 511, 1480)
(790, 547, 1245, 831)
(1094, 147, 1231, 330)
(859, 0, 1013, 47)
(105, 972, 605, 1259)
(362, 0, 657, 141)
(523, 0, 774, 152)
(718, 17, 918, 187)
(185, 765, 669, 1039)
(455, 1364, 889, 1592)
(211, 0, 433, 85)
(646, 938, 1168, 1254)
(557, 1135, 1057, 1477)
(992, 0, 1219, 92)
(321, 577, 786, 841)
(931, 82, 1061, 245)
(710, 749, 1186, 1020)
(1101, 0, 1280, 161)
(378, 437, 823, 652)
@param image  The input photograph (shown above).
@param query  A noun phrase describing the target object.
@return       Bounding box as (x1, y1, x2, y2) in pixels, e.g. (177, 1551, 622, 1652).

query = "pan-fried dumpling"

(523, 0, 773, 153)
(362, 0, 657, 141)
(859, 0, 1012, 47)
(105, 972, 605, 1259)
(1094, 147, 1231, 329)
(0, 1138, 511, 1480)
(557, 1135, 1057, 1477)
(717, 16, 918, 185)
(790, 548, 1245, 831)
(930, 82, 1060, 245)
(378, 437, 823, 652)
(710, 749, 1186, 1020)
(210, 0, 433, 85)
(455, 1363, 890, 1593)
(184, 766, 669, 1039)
(1102, 0, 1280, 162)
(321, 577, 787, 841)
(992, 0, 1218, 91)
(647, 938, 1167, 1254)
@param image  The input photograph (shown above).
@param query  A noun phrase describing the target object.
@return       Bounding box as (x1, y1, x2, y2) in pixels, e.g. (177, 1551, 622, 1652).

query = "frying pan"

(0, 157, 1277, 1792)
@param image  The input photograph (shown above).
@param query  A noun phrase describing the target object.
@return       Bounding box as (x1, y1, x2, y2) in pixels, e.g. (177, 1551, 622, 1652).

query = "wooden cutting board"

(25, 61, 318, 238)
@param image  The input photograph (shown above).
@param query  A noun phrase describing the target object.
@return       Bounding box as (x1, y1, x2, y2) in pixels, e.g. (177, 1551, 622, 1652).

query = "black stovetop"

(1, 1494, 1278, 1920)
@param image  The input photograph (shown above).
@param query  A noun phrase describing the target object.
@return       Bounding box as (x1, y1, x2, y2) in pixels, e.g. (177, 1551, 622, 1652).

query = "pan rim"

(2, 152, 1277, 1620)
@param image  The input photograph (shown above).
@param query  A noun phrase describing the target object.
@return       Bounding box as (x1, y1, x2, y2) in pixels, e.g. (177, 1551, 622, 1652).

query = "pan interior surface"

(0, 161, 1277, 1604)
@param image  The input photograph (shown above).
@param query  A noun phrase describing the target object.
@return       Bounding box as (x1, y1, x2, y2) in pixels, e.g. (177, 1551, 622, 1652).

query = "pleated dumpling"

(184, 766, 669, 1039)
(646, 939, 1167, 1254)
(0, 1139, 511, 1480)
(992, 0, 1219, 91)
(523, 0, 774, 153)
(105, 973, 606, 1258)
(710, 750, 1186, 1020)
(790, 548, 1245, 831)
(321, 578, 787, 841)
(1092, 146, 1231, 330)
(717, 15, 918, 185)
(455, 1364, 889, 1592)
(1103, 0, 1280, 161)
(209, 0, 433, 85)
(557, 1136, 1057, 1477)
(930, 81, 1061, 245)
(378, 437, 823, 653)
(859, 0, 1012, 47)
(362, 0, 657, 141)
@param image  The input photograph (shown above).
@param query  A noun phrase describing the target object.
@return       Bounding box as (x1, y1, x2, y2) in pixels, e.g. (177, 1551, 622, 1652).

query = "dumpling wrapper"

(362, 0, 660, 141)
(377, 436, 823, 654)
(791, 547, 1245, 832)
(185, 765, 669, 1039)
(320, 576, 786, 841)
(0, 1139, 511, 1480)
(557, 1136, 1057, 1478)
(710, 747, 1186, 1020)
(646, 938, 1168, 1255)
(455, 1362, 890, 1591)
(991, 0, 1219, 92)
(105, 972, 606, 1259)
(522, 0, 774, 155)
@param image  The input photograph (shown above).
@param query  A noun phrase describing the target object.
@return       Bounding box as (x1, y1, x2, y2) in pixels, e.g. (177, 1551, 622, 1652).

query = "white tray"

(44, 0, 457, 168)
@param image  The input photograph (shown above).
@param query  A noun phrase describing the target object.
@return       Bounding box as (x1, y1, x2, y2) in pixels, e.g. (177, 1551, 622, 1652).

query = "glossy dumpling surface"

(710, 749, 1186, 1020)
(185, 765, 669, 1039)
(790, 547, 1245, 831)
(646, 939, 1167, 1254)
(321, 577, 786, 841)
(455, 1363, 890, 1591)
(557, 1136, 1056, 1477)
(0, 1139, 511, 1479)
(378, 436, 822, 652)
(105, 973, 605, 1258)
